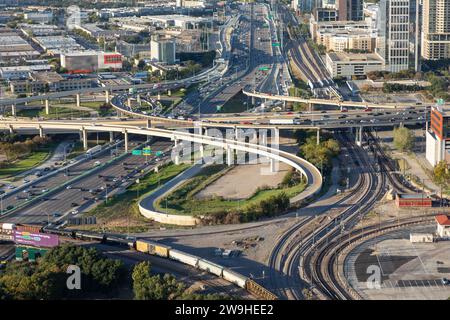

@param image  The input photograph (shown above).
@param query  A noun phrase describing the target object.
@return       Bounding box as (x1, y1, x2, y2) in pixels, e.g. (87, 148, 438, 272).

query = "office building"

(60, 51, 123, 73)
(150, 38, 176, 64)
(325, 52, 384, 77)
(376, 0, 410, 72)
(24, 11, 53, 24)
(426, 106, 450, 166)
(313, 7, 339, 21)
(338, 0, 364, 21)
(421, 0, 450, 60)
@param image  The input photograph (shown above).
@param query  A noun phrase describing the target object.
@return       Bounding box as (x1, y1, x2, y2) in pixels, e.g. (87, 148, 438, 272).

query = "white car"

(71, 210, 79, 215)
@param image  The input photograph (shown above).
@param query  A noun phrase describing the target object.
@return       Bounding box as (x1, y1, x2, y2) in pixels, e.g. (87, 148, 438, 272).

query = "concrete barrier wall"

(139, 204, 201, 226)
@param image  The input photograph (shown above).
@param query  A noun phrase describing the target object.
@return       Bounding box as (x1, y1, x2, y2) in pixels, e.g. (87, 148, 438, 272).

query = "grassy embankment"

(0, 143, 57, 179)
(154, 164, 306, 223)
(79, 162, 191, 233)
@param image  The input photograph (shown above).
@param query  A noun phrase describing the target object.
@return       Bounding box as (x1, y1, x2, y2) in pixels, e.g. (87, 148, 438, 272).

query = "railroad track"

(365, 130, 418, 194)
(267, 132, 380, 299)
(300, 133, 386, 299)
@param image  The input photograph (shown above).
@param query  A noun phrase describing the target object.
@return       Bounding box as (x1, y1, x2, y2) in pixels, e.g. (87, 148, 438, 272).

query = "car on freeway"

(93, 161, 101, 167)
(442, 278, 449, 285)
(52, 213, 61, 218)
(71, 210, 79, 215)
(71, 202, 79, 207)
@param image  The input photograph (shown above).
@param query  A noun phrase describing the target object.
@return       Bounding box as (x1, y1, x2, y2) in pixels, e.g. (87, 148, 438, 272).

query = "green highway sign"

(155, 151, 163, 156)
(272, 42, 280, 47)
(132, 150, 142, 156)
(437, 98, 445, 105)
(143, 146, 151, 151)
(216, 105, 222, 111)
(259, 67, 270, 71)
(143, 150, 151, 156)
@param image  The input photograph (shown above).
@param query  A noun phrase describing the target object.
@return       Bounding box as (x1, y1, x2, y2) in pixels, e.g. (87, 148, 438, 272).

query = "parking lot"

(345, 226, 450, 300)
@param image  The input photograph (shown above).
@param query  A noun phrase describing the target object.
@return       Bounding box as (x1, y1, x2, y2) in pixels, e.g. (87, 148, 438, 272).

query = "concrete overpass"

(242, 90, 449, 109)
(0, 119, 323, 203)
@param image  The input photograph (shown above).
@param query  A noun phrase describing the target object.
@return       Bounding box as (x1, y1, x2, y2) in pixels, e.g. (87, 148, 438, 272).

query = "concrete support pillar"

(226, 146, 233, 166)
(45, 99, 50, 115)
(356, 126, 363, 147)
(82, 128, 88, 151)
(234, 126, 239, 140)
(174, 139, 180, 165)
(251, 96, 255, 106)
(124, 130, 128, 153)
(283, 100, 287, 110)
(253, 130, 258, 142)
(8, 125, 13, 135)
(105, 90, 110, 104)
(146, 135, 151, 143)
(127, 98, 131, 109)
(11, 104, 16, 117)
(270, 158, 277, 173)
(261, 131, 268, 145)
(308, 102, 313, 112)
(109, 131, 114, 143)
(167, 89, 171, 97)
(316, 128, 320, 145)
(157, 93, 161, 100)
(274, 127, 279, 143)
(39, 126, 44, 138)
(76, 94, 81, 107)
(137, 94, 141, 106)
(146, 118, 152, 129)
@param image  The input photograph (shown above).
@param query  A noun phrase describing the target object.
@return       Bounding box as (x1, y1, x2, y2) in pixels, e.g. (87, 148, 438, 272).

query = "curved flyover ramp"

(0, 120, 322, 226)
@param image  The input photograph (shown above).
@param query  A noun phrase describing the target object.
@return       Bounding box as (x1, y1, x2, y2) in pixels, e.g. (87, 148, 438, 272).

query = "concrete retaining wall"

(139, 204, 201, 226)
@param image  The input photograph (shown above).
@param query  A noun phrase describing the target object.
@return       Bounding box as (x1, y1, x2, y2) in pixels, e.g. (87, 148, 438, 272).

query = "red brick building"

(395, 193, 432, 208)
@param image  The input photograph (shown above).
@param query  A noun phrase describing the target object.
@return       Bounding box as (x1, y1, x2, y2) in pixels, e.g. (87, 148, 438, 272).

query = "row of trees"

(0, 245, 125, 300)
(204, 191, 292, 225)
(298, 133, 340, 173)
(132, 261, 232, 300)
(382, 83, 424, 93)
(393, 127, 415, 152)
(367, 69, 422, 81)
(0, 135, 52, 162)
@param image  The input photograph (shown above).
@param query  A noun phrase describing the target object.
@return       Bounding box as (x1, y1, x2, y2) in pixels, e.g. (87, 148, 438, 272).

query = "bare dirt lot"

(196, 162, 290, 200)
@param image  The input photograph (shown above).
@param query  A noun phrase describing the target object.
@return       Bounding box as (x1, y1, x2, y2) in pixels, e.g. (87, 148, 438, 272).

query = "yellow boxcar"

(136, 240, 149, 253)
(154, 245, 170, 258)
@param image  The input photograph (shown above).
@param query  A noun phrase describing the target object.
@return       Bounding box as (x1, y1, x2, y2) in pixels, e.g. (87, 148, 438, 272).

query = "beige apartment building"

(421, 0, 450, 60)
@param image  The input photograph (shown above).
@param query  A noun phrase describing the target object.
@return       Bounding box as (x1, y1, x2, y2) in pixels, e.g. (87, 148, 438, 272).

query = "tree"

(433, 161, 450, 201)
(393, 127, 414, 152)
(132, 261, 185, 300)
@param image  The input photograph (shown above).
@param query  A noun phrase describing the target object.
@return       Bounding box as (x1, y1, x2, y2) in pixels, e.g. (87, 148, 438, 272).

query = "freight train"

(43, 227, 277, 300)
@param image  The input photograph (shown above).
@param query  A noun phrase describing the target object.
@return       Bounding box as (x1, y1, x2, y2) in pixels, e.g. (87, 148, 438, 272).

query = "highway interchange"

(0, 1, 444, 300)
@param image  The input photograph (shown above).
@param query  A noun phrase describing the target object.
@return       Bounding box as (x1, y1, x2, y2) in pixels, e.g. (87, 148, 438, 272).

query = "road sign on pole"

(132, 150, 142, 156)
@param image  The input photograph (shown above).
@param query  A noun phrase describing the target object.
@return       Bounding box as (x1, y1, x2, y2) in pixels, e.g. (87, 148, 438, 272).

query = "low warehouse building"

(395, 193, 432, 208)
(435, 214, 450, 238)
